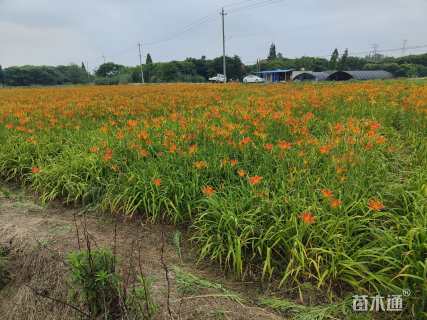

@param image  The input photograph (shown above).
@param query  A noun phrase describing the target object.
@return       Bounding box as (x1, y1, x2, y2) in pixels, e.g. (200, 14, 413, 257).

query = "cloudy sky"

(1, 0, 426, 69)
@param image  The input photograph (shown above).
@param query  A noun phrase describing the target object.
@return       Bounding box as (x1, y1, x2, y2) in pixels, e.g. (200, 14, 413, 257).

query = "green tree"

(0, 65, 4, 87)
(146, 53, 153, 64)
(185, 56, 209, 80)
(294, 56, 329, 72)
(345, 56, 367, 70)
(57, 64, 88, 84)
(4, 66, 63, 86)
(268, 43, 277, 60)
(338, 48, 349, 70)
(329, 48, 339, 70)
(396, 53, 427, 66)
(209, 56, 245, 81)
(157, 62, 179, 82)
(95, 62, 124, 77)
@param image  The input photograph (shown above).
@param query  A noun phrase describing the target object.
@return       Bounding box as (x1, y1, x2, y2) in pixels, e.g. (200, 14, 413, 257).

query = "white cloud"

(1, 0, 426, 67)
(0, 21, 96, 67)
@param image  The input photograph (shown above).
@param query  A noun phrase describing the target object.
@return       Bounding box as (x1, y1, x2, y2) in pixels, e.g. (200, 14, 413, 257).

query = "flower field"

(0, 82, 426, 315)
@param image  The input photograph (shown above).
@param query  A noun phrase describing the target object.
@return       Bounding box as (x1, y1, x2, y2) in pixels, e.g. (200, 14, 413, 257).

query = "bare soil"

(0, 185, 284, 320)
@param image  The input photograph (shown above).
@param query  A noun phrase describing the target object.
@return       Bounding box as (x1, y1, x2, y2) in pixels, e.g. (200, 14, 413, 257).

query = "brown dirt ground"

(0, 185, 284, 320)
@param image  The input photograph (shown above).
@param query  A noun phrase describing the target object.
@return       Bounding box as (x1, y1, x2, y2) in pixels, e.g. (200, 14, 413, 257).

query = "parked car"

(243, 75, 264, 83)
(209, 74, 226, 83)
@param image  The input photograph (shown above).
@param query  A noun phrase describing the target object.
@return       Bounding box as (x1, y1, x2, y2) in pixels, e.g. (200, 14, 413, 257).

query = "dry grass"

(0, 224, 77, 320)
(0, 191, 283, 320)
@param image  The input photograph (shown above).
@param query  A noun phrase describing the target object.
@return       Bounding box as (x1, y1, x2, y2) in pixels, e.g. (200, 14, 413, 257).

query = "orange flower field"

(0, 81, 426, 316)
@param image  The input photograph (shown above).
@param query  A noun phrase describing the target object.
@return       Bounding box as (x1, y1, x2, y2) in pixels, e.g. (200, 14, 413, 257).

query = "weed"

(174, 266, 243, 303)
(0, 246, 10, 289)
(67, 248, 120, 317)
(172, 230, 183, 263)
(259, 297, 353, 320)
(126, 275, 158, 318)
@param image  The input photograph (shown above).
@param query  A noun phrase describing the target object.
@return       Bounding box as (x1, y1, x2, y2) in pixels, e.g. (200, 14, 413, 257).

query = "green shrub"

(126, 275, 157, 318)
(67, 248, 156, 319)
(94, 77, 120, 85)
(67, 248, 119, 317)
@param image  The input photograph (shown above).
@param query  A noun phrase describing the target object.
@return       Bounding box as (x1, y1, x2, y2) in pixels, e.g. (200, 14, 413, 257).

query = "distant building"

(256, 69, 293, 83)
(253, 69, 393, 83)
(326, 70, 393, 81)
(292, 71, 333, 81)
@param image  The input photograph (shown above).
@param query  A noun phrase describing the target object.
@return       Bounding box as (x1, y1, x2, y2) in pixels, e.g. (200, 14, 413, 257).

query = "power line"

(351, 44, 427, 57)
(88, 0, 426, 68)
(223, 0, 261, 8)
(88, 0, 286, 66)
(144, 0, 285, 48)
(86, 14, 218, 65)
(251, 44, 427, 63)
(145, 14, 217, 47)
(228, 0, 286, 14)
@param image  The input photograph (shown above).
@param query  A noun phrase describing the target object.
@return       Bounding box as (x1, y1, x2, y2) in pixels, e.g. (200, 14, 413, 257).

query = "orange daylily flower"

(369, 121, 381, 131)
(319, 145, 331, 154)
(138, 130, 149, 140)
(89, 146, 99, 153)
(277, 140, 292, 150)
(230, 159, 238, 166)
(139, 148, 149, 157)
(31, 167, 41, 174)
(201, 185, 215, 197)
(368, 199, 385, 212)
(264, 143, 273, 151)
(248, 175, 263, 185)
(239, 137, 252, 146)
(152, 178, 161, 187)
(127, 119, 138, 128)
(237, 169, 246, 177)
(299, 212, 316, 224)
(103, 148, 113, 161)
(333, 122, 344, 134)
(169, 144, 177, 154)
(321, 189, 334, 198)
(330, 198, 342, 208)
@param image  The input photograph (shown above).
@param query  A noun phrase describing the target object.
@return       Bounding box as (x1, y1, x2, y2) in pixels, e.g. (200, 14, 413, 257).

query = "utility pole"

(401, 39, 408, 57)
(138, 42, 145, 84)
(221, 7, 227, 83)
(102, 55, 106, 64)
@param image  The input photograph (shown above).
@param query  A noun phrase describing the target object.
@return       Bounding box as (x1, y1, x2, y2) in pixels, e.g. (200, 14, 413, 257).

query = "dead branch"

(160, 231, 173, 319)
(25, 284, 90, 318)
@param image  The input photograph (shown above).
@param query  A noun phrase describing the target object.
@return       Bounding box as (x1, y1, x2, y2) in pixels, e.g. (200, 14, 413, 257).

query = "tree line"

(92, 55, 246, 85)
(254, 44, 427, 77)
(0, 64, 90, 87)
(1, 44, 427, 86)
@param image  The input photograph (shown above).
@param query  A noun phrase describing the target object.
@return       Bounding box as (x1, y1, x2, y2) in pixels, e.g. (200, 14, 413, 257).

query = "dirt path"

(0, 185, 284, 320)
